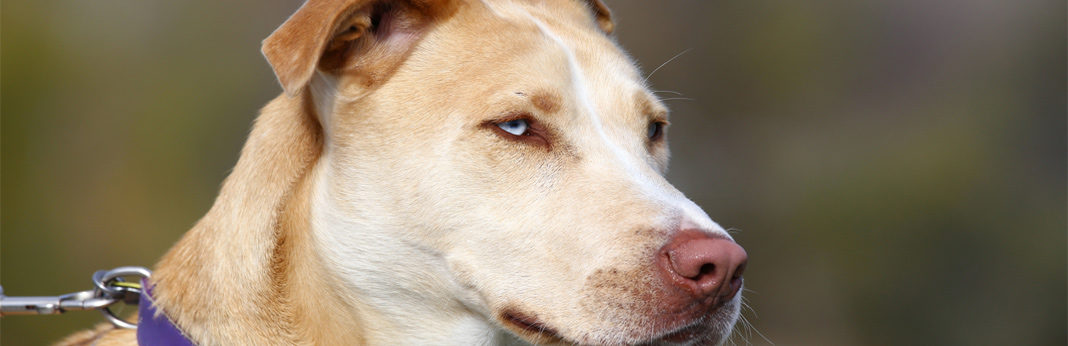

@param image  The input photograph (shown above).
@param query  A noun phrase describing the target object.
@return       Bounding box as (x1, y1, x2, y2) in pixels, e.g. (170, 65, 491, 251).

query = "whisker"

(739, 297, 775, 345)
(658, 97, 694, 102)
(751, 324, 774, 345)
(644, 48, 692, 82)
(652, 90, 685, 96)
(726, 227, 744, 235)
(738, 313, 753, 345)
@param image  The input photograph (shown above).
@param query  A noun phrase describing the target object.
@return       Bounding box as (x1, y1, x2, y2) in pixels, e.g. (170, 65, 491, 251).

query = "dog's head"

(262, 0, 747, 344)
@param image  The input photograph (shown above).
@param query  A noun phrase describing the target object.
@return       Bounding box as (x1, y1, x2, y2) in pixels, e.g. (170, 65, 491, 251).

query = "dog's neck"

(149, 93, 362, 344)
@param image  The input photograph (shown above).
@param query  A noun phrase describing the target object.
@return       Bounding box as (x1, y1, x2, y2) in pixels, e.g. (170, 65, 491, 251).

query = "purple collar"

(138, 280, 195, 345)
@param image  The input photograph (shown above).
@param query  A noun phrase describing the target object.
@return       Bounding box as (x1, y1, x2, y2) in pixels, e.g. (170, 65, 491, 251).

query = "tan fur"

(149, 93, 327, 344)
(64, 0, 741, 344)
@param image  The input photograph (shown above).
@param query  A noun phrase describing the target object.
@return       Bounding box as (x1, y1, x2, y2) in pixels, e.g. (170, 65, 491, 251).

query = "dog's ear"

(584, 0, 614, 34)
(262, 0, 450, 96)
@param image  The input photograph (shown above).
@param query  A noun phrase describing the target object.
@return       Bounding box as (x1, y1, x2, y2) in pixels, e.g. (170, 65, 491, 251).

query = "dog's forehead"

(415, 0, 668, 122)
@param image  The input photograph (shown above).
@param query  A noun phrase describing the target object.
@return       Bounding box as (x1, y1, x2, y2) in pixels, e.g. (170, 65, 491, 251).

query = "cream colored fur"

(61, 0, 741, 345)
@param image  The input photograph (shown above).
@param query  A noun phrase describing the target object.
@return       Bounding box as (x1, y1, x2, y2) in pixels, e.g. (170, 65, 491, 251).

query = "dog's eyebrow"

(531, 92, 561, 113)
(514, 90, 562, 114)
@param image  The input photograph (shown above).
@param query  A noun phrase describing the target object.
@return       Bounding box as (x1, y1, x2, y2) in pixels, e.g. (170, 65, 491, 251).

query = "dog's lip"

(501, 310, 565, 343)
(498, 300, 731, 344)
(500, 311, 721, 345)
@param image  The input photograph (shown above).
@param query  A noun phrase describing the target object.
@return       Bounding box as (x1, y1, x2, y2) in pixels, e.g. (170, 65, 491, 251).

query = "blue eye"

(648, 121, 665, 140)
(497, 119, 529, 136)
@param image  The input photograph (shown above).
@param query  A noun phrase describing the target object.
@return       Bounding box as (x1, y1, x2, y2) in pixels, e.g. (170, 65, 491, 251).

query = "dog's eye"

(487, 117, 550, 148)
(648, 121, 666, 141)
(497, 119, 529, 136)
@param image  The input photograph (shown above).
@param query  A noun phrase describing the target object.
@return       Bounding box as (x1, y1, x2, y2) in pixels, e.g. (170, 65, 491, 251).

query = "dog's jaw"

(309, 156, 512, 344)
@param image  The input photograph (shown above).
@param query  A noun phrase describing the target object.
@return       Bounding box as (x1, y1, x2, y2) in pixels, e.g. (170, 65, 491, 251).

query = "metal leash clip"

(0, 266, 152, 329)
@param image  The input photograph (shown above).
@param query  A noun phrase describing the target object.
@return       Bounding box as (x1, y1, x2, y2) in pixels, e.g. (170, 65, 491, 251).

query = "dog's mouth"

(500, 310, 565, 343)
(500, 308, 731, 345)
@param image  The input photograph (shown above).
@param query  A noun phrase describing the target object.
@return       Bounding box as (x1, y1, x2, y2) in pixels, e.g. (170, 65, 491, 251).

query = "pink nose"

(658, 231, 748, 305)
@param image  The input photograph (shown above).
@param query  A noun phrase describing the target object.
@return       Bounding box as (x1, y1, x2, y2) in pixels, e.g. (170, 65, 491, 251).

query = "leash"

(0, 266, 151, 329)
(2, 266, 197, 345)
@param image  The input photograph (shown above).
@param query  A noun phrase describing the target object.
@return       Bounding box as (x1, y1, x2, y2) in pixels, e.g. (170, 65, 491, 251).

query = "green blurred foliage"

(2, 0, 1064, 345)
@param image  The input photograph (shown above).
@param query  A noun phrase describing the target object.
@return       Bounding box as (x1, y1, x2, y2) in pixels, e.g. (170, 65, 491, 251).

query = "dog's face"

(263, 0, 746, 344)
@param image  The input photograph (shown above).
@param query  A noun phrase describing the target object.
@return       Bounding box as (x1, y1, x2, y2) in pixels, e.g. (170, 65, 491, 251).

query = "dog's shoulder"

(55, 323, 136, 346)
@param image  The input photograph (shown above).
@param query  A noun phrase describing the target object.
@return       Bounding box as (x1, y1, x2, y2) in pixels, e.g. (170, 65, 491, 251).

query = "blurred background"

(2, 0, 1064, 344)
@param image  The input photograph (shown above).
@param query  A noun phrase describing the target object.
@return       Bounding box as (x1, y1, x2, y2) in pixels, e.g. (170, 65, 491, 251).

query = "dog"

(61, 0, 747, 344)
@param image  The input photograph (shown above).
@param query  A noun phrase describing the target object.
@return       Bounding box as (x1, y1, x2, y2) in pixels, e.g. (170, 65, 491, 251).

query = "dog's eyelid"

(492, 112, 535, 124)
(648, 109, 670, 123)
(649, 113, 670, 127)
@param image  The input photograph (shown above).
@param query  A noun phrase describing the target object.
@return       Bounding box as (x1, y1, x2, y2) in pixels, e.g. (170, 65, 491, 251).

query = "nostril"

(697, 263, 716, 279)
(658, 231, 748, 300)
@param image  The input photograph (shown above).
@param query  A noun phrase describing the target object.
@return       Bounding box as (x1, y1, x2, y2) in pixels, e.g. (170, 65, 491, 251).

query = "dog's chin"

(642, 299, 741, 346)
(499, 302, 739, 346)
(642, 317, 734, 346)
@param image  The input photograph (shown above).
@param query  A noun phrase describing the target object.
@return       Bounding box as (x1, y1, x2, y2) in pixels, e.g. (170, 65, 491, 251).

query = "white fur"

(524, 13, 727, 237)
(311, 156, 509, 343)
(309, 71, 339, 139)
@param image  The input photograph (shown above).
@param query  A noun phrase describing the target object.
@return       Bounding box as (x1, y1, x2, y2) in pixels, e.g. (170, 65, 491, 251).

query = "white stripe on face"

(477, 0, 503, 17)
(522, 13, 725, 236)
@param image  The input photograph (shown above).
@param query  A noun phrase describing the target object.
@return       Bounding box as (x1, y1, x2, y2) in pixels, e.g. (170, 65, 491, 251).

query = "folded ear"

(584, 0, 614, 34)
(262, 0, 450, 96)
